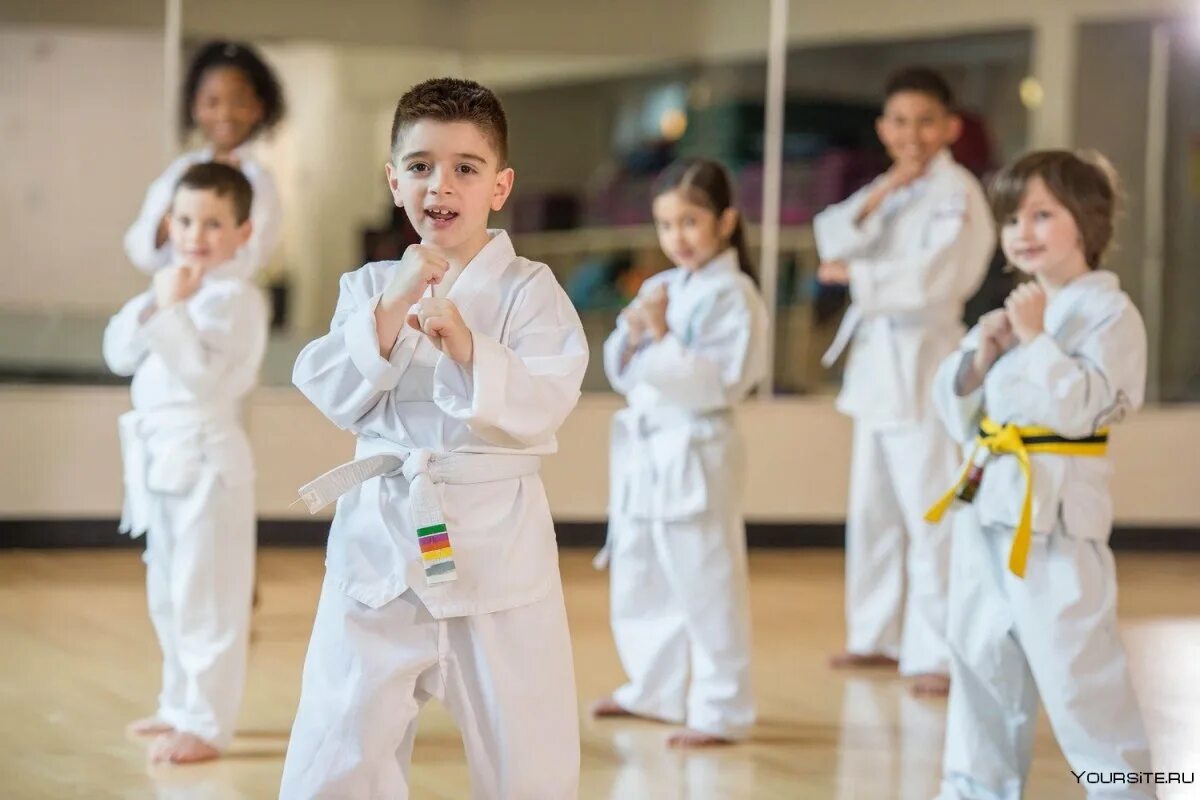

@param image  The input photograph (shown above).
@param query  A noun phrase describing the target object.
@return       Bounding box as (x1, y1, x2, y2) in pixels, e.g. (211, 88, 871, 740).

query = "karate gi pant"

(608, 509, 755, 740)
(279, 580, 580, 800)
(937, 520, 1153, 800)
(144, 469, 255, 748)
(844, 413, 958, 675)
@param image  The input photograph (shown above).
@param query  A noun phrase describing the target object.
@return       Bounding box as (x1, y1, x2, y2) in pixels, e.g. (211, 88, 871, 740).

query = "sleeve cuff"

(432, 331, 507, 425)
(638, 333, 686, 375)
(934, 351, 983, 443)
(142, 301, 194, 348)
(813, 193, 884, 261)
(468, 332, 508, 425)
(344, 293, 411, 391)
(1018, 333, 1066, 390)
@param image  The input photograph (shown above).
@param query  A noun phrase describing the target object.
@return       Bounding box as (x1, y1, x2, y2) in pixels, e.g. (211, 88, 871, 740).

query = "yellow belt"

(924, 417, 1109, 578)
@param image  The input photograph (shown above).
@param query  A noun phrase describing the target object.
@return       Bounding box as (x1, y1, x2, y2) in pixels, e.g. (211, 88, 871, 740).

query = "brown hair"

(390, 78, 508, 165)
(989, 149, 1120, 269)
(651, 158, 756, 284)
(175, 161, 253, 223)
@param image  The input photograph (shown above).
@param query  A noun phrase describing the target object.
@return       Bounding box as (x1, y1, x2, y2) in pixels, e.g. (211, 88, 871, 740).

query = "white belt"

(118, 405, 237, 538)
(821, 304, 863, 368)
(821, 304, 963, 367)
(298, 439, 541, 585)
(594, 407, 727, 569)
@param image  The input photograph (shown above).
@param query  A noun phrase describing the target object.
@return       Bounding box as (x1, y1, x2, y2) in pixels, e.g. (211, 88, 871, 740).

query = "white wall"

(0, 27, 165, 312)
(1, 386, 1197, 530)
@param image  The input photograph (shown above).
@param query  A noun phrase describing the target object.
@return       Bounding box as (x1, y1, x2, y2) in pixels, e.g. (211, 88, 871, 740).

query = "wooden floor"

(2, 547, 1198, 799)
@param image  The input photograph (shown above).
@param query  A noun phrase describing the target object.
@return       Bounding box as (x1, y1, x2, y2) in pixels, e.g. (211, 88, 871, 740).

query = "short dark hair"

(884, 66, 956, 112)
(989, 150, 1120, 269)
(182, 40, 285, 136)
(174, 162, 254, 224)
(390, 78, 508, 165)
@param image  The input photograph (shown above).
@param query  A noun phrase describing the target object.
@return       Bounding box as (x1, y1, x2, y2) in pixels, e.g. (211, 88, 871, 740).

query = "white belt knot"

(400, 448, 433, 482)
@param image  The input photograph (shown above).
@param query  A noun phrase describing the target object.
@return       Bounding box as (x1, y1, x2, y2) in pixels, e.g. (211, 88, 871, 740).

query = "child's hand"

(883, 160, 926, 192)
(972, 309, 1015, 375)
(407, 298, 474, 364)
(817, 260, 850, 285)
(641, 285, 669, 340)
(382, 244, 450, 310)
(1004, 283, 1047, 344)
(619, 302, 647, 341)
(857, 162, 927, 224)
(152, 264, 202, 309)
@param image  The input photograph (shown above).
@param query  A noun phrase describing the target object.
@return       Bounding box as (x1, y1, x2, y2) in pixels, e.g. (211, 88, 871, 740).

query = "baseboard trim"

(1, 518, 1196, 550)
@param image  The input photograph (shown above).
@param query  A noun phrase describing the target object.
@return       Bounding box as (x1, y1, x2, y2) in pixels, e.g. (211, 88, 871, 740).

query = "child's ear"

(237, 219, 253, 246)
(384, 161, 403, 206)
(874, 115, 887, 145)
(491, 166, 515, 212)
(718, 207, 739, 241)
(946, 113, 963, 145)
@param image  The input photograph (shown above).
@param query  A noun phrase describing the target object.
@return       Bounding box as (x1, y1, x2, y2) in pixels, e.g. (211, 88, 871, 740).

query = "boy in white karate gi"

(103, 162, 267, 764)
(280, 78, 588, 800)
(815, 66, 995, 695)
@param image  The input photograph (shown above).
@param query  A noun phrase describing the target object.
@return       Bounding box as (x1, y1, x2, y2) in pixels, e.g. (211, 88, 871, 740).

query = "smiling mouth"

(425, 207, 459, 222)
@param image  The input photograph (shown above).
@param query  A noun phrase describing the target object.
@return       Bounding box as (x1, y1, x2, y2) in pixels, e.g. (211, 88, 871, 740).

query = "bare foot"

(910, 673, 951, 697)
(591, 695, 639, 719)
(828, 651, 900, 670)
(148, 731, 220, 764)
(667, 728, 734, 748)
(127, 716, 174, 737)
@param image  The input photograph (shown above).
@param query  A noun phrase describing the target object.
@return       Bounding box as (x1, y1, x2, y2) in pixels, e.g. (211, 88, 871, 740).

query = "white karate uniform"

(932, 271, 1153, 800)
(102, 263, 268, 748)
(601, 248, 768, 740)
(280, 231, 588, 800)
(125, 144, 281, 280)
(813, 149, 994, 675)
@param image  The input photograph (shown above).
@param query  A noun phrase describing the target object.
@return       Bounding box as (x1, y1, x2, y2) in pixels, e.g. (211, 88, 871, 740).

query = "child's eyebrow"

(400, 150, 488, 166)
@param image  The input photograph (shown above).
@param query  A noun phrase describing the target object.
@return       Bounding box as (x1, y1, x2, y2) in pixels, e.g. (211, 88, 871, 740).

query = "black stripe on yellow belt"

(924, 416, 1109, 578)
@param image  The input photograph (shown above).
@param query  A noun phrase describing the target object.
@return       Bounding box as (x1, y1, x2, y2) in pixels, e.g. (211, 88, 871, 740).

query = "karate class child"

(926, 150, 1154, 799)
(814, 66, 995, 696)
(280, 78, 588, 799)
(125, 40, 284, 281)
(593, 157, 769, 747)
(103, 163, 268, 763)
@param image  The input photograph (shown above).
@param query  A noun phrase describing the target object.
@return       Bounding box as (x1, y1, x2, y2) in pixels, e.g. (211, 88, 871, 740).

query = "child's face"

(193, 67, 264, 153)
(876, 91, 960, 172)
(651, 189, 736, 272)
(168, 187, 252, 271)
(1000, 176, 1085, 279)
(386, 120, 514, 261)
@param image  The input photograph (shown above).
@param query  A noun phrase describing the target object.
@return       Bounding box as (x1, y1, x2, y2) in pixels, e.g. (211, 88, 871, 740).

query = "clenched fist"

(153, 263, 203, 309)
(641, 285, 670, 341)
(972, 308, 1017, 376)
(382, 244, 450, 310)
(407, 297, 474, 365)
(1004, 282, 1047, 344)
